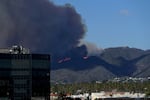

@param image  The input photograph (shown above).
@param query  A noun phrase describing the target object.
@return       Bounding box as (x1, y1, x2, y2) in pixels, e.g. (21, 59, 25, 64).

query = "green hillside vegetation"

(51, 81, 150, 96)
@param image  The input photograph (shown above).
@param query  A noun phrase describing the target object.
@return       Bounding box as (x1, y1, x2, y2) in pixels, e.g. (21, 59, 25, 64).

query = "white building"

(91, 91, 146, 100)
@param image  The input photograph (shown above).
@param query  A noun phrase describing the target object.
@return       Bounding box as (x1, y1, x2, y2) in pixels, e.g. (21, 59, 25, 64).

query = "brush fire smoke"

(0, 0, 86, 56)
(58, 45, 89, 63)
(0, 0, 103, 64)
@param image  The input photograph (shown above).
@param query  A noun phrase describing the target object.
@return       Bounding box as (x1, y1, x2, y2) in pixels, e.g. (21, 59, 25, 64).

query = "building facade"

(0, 46, 50, 100)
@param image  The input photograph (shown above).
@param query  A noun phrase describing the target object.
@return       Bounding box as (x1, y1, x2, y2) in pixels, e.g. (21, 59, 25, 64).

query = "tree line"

(51, 81, 150, 96)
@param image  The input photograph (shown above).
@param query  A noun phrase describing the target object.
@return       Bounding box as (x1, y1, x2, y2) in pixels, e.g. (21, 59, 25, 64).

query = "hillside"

(51, 47, 150, 83)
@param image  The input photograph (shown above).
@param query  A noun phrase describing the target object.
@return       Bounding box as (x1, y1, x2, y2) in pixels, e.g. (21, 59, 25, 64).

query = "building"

(0, 46, 50, 100)
(91, 91, 146, 100)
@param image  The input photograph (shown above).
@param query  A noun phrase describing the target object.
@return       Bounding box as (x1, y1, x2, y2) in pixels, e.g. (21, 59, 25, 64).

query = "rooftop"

(0, 45, 30, 54)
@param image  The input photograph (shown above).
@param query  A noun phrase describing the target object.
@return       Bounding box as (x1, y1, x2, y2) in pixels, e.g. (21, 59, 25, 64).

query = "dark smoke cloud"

(66, 45, 88, 58)
(0, 0, 86, 56)
(79, 41, 104, 56)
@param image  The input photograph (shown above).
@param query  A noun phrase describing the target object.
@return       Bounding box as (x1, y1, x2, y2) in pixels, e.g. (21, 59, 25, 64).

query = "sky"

(52, 0, 150, 50)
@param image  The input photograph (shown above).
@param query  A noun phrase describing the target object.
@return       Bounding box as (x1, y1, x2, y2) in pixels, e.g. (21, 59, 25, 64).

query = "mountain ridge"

(51, 47, 150, 83)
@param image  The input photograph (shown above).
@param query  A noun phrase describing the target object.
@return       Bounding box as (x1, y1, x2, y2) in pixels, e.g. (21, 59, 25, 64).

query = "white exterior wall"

(91, 92, 146, 100)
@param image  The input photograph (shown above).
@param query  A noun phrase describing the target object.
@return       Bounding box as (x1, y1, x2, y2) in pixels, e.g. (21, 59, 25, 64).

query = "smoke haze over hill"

(0, 0, 149, 83)
(0, 0, 86, 57)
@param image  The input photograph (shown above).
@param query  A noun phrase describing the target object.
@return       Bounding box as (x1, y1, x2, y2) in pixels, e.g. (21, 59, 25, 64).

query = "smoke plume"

(79, 41, 104, 56)
(0, 0, 86, 56)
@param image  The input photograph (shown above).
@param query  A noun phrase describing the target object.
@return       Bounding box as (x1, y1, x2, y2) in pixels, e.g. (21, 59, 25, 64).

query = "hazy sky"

(52, 0, 150, 50)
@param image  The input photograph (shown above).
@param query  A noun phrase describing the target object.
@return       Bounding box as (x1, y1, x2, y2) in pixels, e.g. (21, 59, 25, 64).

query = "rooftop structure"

(0, 45, 30, 54)
(0, 46, 50, 100)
